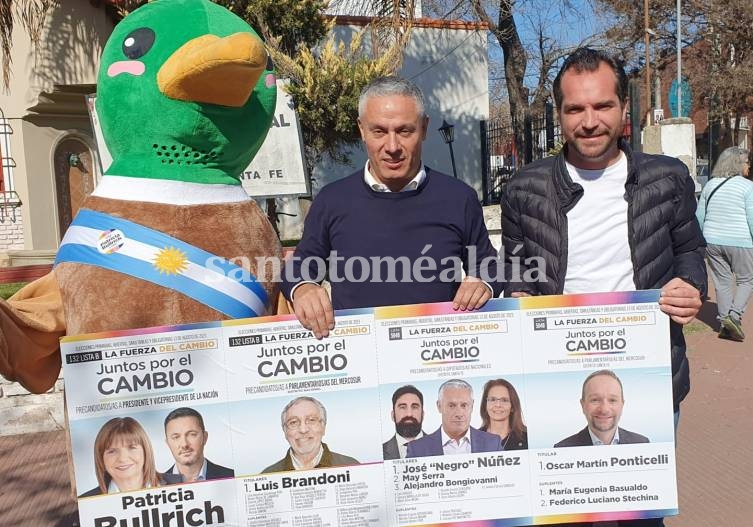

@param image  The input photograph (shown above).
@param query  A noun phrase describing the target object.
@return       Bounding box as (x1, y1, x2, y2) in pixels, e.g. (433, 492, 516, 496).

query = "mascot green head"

(96, 0, 277, 185)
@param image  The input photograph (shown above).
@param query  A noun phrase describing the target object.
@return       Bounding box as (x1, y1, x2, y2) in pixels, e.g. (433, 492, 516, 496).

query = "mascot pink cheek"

(265, 73, 276, 88)
(107, 60, 146, 77)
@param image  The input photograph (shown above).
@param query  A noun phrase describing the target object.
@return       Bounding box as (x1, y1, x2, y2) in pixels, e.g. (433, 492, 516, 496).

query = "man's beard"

(396, 417, 422, 438)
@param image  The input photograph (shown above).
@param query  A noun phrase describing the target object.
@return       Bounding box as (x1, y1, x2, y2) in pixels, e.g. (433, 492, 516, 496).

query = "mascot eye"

(122, 28, 156, 59)
(266, 55, 274, 71)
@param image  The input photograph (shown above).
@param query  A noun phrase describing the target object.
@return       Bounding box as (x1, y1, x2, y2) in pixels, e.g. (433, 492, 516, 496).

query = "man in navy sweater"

(281, 77, 502, 337)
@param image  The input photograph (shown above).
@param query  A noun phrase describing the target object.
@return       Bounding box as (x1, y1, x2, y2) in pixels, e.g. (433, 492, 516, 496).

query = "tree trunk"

(471, 0, 529, 167)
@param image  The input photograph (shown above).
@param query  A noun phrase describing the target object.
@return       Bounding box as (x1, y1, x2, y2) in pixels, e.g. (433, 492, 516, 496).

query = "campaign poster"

(62, 292, 677, 527)
(374, 300, 533, 526)
(221, 310, 385, 525)
(519, 291, 678, 524)
(63, 321, 240, 527)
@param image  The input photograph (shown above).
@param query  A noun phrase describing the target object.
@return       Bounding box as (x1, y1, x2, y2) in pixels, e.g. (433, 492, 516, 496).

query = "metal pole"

(480, 120, 488, 204)
(448, 142, 458, 179)
(677, 0, 682, 117)
(645, 0, 651, 125)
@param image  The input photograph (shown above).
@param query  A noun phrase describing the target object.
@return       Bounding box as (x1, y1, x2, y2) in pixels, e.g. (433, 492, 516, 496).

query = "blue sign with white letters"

(669, 78, 692, 118)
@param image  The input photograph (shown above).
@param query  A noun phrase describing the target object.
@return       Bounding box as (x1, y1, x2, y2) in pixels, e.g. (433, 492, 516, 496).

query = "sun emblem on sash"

(153, 247, 188, 275)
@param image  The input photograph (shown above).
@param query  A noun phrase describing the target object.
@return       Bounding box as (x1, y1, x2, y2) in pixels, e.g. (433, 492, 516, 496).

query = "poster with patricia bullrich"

(62, 291, 676, 527)
(62, 310, 386, 527)
(63, 321, 243, 527)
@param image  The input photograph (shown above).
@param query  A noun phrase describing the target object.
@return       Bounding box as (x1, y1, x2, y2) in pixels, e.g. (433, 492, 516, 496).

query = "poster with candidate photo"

(62, 291, 677, 527)
(373, 300, 533, 525)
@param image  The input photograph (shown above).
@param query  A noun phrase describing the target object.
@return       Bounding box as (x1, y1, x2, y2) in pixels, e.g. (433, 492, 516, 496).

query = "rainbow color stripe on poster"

(405, 507, 677, 526)
(374, 298, 519, 320)
(518, 290, 661, 310)
(222, 307, 374, 328)
(60, 319, 222, 343)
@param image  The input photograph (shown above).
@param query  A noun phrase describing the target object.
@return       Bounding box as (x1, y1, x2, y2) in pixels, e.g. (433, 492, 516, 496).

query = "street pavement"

(664, 292, 753, 527)
(0, 288, 750, 526)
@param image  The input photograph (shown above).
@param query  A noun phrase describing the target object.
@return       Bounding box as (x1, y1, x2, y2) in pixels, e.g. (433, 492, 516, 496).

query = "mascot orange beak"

(157, 32, 267, 107)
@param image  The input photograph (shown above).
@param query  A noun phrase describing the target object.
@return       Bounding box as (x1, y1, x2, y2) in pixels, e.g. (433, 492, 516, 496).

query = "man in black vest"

(501, 48, 706, 527)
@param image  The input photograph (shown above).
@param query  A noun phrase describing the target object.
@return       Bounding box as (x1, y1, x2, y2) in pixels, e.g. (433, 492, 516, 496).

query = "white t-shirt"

(563, 152, 636, 294)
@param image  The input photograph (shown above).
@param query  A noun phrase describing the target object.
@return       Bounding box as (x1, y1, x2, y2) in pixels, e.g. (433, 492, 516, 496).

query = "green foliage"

(240, 0, 329, 54)
(273, 29, 404, 172)
(0, 282, 26, 300)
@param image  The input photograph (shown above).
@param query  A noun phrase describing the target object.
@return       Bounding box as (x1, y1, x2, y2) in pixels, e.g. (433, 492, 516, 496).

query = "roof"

(333, 15, 489, 30)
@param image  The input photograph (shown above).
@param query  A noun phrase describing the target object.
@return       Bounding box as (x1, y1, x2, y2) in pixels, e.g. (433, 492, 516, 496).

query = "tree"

(594, 0, 753, 150)
(422, 0, 601, 166)
(1, 0, 55, 92)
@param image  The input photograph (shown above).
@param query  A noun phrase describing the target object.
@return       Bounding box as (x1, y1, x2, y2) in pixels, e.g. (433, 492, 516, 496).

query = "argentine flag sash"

(55, 209, 269, 318)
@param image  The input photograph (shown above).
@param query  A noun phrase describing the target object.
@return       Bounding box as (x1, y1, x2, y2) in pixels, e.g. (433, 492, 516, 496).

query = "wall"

(0, 0, 113, 252)
(0, 372, 65, 435)
(19, 118, 98, 250)
(0, 213, 24, 257)
(0, 0, 114, 436)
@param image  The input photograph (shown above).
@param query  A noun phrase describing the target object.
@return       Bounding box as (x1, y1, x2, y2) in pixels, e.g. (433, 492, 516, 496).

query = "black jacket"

(501, 140, 707, 409)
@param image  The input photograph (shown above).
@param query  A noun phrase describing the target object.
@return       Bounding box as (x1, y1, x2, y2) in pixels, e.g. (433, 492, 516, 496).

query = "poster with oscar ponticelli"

(62, 291, 676, 526)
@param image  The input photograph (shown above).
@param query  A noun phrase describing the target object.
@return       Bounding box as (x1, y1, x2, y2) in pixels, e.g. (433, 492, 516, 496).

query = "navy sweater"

(281, 168, 502, 310)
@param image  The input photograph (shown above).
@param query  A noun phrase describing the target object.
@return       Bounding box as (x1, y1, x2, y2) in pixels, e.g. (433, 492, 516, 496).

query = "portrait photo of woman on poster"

(79, 416, 163, 497)
(479, 378, 528, 450)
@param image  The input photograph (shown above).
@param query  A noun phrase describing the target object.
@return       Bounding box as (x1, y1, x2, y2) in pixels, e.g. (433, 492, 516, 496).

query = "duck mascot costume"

(0, 0, 283, 393)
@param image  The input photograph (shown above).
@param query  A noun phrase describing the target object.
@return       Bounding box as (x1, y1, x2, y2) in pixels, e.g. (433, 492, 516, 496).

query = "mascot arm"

(0, 272, 65, 394)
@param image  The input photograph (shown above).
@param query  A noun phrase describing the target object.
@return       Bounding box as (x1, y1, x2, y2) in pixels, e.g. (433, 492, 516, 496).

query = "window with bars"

(0, 109, 22, 222)
(0, 113, 13, 193)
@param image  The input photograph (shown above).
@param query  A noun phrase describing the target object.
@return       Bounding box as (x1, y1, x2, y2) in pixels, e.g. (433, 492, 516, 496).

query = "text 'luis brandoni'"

(94, 489, 222, 527)
(253, 470, 351, 491)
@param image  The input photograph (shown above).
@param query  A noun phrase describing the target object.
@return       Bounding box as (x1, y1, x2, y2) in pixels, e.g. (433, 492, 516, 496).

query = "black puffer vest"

(501, 140, 707, 409)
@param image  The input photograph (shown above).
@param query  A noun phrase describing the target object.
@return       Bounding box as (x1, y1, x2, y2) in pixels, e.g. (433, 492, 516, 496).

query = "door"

(54, 137, 95, 238)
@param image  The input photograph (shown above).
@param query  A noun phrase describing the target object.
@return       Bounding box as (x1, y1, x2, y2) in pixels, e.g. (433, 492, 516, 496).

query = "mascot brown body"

(0, 0, 283, 393)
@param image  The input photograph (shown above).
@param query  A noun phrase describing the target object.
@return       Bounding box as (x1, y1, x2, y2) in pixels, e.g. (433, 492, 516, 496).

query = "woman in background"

(479, 378, 528, 450)
(80, 416, 162, 496)
(696, 146, 753, 342)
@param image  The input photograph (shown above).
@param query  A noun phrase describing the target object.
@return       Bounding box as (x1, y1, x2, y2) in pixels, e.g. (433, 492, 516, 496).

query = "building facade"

(0, 1, 116, 263)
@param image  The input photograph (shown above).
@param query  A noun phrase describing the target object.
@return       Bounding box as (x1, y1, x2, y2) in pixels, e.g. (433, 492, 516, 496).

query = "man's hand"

(510, 291, 531, 298)
(659, 277, 702, 325)
(452, 276, 492, 311)
(292, 283, 335, 339)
